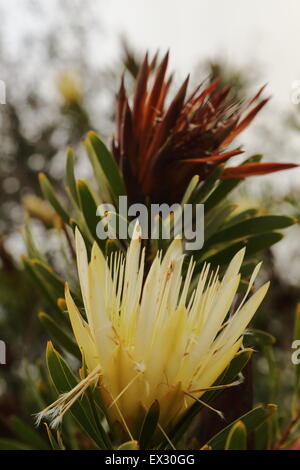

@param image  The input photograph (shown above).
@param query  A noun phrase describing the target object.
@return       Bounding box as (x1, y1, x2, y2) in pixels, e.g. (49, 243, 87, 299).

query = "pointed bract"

(113, 52, 296, 204)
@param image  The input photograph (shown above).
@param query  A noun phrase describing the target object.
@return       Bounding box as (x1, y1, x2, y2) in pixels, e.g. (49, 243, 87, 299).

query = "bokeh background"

(1, 0, 300, 446)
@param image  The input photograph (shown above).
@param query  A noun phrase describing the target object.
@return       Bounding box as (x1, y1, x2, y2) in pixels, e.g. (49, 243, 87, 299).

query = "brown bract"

(112, 52, 296, 204)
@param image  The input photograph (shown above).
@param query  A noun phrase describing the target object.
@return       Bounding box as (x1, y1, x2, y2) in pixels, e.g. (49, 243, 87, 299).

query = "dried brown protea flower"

(112, 52, 296, 204)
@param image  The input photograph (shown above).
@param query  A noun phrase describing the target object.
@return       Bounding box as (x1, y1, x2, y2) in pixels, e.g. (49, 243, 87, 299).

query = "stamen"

(110, 397, 134, 441)
(188, 374, 244, 393)
(184, 391, 225, 421)
(157, 423, 176, 450)
(108, 372, 142, 410)
(35, 365, 101, 428)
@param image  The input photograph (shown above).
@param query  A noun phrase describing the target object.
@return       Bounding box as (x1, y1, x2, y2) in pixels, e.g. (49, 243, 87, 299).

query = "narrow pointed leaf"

(198, 232, 283, 266)
(46, 342, 109, 449)
(192, 164, 225, 204)
(65, 147, 79, 206)
(117, 440, 139, 450)
(206, 216, 295, 246)
(77, 180, 105, 251)
(39, 173, 70, 225)
(139, 400, 160, 449)
(39, 312, 81, 360)
(87, 131, 126, 201)
(206, 404, 277, 450)
(225, 421, 247, 450)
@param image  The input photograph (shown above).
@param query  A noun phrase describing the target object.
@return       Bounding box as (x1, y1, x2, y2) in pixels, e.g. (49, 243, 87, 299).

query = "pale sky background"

(102, 0, 300, 108)
(2, 0, 300, 107)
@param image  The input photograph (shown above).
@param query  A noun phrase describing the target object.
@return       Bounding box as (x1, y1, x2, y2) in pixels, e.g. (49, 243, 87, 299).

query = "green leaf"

(181, 175, 200, 205)
(69, 217, 93, 255)
(24, 258, 80, 323)
(254, 411, 277, 450)
(224, 209, 259, 228)
(23, 216, 46, 262)
(192, 164, 225, 204)
(225, 421, 247, 450)
(204, 203, 237, 241)
(206, 216, 295, 246)
(222, 349, 254, 381)
(198, 232, 283, 267)
(22, 256, 61, 314)
(201, 349, 254, 406)
(39, 312, 81, 360)
(39, 173, 70, 225)
(206, 404, 277, 450)
(65, 147, 79, 206)
(84, 138, 112, 204)
(139, 401, 160, 449)
(86, 131, 126, 202)
(46, 341, 111, 449)
(77, 180, 105, 251)
(244, 154, 264, 164)
(10, 416, 50, 450)
(245, 329, 276, 347)
(205, 179, 241, 212)
(30, 260, 65, 299)
(117, 440, 139, 450)
(30, 259, 81, 308)
(240, 262, 257, 278)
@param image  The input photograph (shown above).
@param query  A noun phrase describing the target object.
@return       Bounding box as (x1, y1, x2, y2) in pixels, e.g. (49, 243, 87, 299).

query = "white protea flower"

(38, 225, 269, 442)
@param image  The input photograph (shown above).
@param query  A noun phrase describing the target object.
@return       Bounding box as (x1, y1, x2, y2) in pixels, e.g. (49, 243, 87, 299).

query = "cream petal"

(122, 225, 142, 327)
(235, 262, 262, 315)
(161, 238, 183, 273)
(75, 228, 90, 317)
(87, 250, 116, 369)
(193, 274, 241, 358)
(220, 281, 270, 347)
(222, 247, 246, 285)
(64, 234, 269, 437)
(65, 283, 99, 371)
